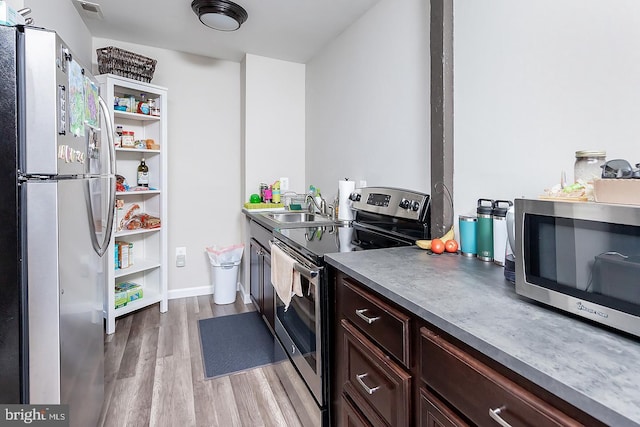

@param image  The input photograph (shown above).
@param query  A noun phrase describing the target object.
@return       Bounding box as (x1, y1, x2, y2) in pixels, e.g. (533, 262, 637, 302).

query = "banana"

(415, 239, 432, 250)
(440, 226, 455, 242)
(415, 226, 455, 250)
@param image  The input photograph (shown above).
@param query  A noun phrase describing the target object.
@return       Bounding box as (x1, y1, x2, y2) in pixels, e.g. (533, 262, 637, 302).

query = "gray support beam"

(430, 0, 454, 237)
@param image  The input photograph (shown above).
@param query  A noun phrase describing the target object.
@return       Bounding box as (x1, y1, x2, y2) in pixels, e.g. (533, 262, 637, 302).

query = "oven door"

(273, 245, 323, 406)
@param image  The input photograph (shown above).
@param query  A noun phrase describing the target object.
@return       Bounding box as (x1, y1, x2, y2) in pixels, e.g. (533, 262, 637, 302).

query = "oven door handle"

(293, 263, 319, 279)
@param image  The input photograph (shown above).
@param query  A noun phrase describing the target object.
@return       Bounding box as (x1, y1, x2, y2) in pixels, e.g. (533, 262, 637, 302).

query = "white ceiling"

(75, 0, 382, 63)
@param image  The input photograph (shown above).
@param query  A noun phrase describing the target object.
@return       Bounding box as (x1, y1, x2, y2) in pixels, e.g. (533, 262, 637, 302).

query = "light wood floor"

(98, 294, 316, 427)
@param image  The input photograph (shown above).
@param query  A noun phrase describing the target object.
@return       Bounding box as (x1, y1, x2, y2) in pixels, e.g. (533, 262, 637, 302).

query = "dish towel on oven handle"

(270, 244, 302, 311)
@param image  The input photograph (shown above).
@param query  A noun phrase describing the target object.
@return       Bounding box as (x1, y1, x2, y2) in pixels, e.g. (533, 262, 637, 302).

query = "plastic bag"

(205, 244, 245, 266)
(118, 203, 161, 231)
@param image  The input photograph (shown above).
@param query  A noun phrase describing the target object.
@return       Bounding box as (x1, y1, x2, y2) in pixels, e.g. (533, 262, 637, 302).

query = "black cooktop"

(275, 223, 414, 265)
(274, 187, 432, 265)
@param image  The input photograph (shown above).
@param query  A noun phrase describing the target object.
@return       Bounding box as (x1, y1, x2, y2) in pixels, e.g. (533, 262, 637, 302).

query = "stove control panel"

(366, 193, 391, 207)
(351, 187, 431, 222)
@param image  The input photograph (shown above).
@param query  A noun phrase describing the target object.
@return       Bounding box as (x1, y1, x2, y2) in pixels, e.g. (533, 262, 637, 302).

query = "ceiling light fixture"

(191, 0, 248, 31)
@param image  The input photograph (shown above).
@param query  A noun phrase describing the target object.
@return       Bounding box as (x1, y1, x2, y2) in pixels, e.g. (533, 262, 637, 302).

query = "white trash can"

(211, 261, 240, 305)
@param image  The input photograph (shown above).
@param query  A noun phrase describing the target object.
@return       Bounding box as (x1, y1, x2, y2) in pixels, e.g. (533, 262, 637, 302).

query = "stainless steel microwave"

(515, 198, 640, 337)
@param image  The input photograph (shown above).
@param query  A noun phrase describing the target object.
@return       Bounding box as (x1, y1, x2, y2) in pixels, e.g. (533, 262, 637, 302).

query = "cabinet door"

(341, 394, 373, 427)
(342, 319, 411, 426)
(420, 327, 581, 427)
(420, 388, 468, 427)
(249, 239, 262, 312)
(262, 250, 274, 330)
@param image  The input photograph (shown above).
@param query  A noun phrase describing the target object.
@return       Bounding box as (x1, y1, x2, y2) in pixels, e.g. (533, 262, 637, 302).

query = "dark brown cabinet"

(341, 394, 373, 427)
(420, 327, 583, 427)
(342, 319, 411, 426)
(331, 268, 605, 427)
(249, 221, 274, 331)
(333, 272, 413, 426)
(261, 250, 273, 329)
(249, 239, 263, 309)
(249, 239, 273, 330)
(341, 278, 411, 367)
(419, 388, 468, 427)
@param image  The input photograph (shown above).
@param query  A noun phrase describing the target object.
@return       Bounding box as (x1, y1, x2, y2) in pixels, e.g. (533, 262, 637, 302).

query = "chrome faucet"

(306, 193, 330, 216)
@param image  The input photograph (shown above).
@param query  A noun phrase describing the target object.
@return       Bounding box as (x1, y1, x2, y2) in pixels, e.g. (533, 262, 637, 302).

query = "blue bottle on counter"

(458, 215, 477, 257)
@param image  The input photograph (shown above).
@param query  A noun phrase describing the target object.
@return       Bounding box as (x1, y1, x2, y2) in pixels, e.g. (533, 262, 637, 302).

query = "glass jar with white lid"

(574, 150, 606, 183)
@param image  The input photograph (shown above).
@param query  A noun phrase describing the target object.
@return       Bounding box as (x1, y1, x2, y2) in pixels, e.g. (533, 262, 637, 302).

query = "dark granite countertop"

(325, 246, 640, 427)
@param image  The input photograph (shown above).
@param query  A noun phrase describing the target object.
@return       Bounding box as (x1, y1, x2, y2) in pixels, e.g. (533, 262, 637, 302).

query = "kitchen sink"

(267, 212, 333, 223)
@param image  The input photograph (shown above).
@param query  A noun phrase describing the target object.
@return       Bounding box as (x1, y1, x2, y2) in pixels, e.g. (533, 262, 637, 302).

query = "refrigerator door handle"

(87, 96, 116, 257)
(99, 95, 117, 176)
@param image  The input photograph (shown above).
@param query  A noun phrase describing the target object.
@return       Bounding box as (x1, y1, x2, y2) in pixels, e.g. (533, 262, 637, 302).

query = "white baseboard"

(168, 282, 252, 304)
(238, 283, 252, 304)
(167, 285, 214, 300)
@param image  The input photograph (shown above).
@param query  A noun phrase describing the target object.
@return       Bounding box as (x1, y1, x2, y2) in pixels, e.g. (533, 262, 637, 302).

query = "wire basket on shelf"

(96, 46, 157, 83)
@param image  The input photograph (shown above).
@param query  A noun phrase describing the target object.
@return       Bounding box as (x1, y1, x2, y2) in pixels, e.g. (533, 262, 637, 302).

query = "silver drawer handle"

(489, 406, 512, 427)
(355, 373, 380, 395)
(355, 308, 380, 324)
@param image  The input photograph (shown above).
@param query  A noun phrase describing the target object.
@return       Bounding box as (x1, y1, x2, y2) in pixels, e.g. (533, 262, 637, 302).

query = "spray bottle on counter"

(308, 185, 322, 212)
(272, 180, 281, 204)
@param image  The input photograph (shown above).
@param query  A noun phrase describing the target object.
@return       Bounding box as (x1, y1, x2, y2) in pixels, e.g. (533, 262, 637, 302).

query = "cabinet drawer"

(342, 319, 411, 427)
(341, 389, 387, 427)
(341, 278, 411, 366)
(341, 394, 373, 427)
(420, 327, 581, 427)
(420, 387, 469, 427)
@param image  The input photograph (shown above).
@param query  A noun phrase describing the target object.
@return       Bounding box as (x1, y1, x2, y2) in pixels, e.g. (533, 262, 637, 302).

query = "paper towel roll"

(338, 227, 354, 252)
(338, 180, 356, 221)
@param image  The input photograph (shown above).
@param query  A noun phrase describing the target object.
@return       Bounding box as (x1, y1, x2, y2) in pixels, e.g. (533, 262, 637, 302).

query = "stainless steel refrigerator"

(0, 24, 116, 426)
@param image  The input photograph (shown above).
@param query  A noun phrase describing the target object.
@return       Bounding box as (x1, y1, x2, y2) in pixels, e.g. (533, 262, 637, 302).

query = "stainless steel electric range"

(271, 187, 431, 425)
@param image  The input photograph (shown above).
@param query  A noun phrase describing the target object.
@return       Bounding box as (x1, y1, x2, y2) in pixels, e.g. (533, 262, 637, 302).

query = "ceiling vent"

(72, 0, 104, 20)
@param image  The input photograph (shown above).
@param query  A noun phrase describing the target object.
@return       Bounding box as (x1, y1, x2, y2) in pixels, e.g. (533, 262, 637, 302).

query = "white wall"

(26, 0, 92, 65)
(306, 0, 430, 202)
(242, 54, 306, 200)
(4, 0, 21, 11)
(93, 37, 242, 294)
(454, 0, 640, 217)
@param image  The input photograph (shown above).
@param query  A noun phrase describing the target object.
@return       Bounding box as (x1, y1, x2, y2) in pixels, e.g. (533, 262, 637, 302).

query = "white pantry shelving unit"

(97, 74, 168, 334)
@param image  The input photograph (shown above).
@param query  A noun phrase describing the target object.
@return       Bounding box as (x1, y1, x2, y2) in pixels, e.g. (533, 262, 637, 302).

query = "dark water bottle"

(476, 199, 494, 262)
(492, 200, 513, 267)
(504, 205, 516, 283)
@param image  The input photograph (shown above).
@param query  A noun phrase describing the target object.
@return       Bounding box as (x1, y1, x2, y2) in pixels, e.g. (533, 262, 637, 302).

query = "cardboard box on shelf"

(115, 290, 128, 309)
(116, 281, 143, 302)
(115, 240, 133, 268)
(127, 285, 143, 302)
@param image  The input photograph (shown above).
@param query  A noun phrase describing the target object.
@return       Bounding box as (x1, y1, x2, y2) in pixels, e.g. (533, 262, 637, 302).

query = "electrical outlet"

(176, 247, 186, 267)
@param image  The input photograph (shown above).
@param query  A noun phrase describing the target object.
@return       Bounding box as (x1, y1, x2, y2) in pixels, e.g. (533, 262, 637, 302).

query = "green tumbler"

(476, 199, 494, 262)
